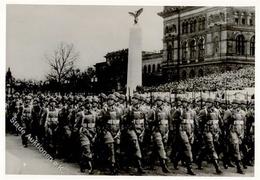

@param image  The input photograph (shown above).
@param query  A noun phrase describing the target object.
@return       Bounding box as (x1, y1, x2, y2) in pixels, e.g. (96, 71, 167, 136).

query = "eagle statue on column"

(128, 8, 143, 24)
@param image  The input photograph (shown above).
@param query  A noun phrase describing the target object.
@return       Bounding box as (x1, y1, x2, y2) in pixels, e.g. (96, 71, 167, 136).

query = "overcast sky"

(6, 5, 163, 80)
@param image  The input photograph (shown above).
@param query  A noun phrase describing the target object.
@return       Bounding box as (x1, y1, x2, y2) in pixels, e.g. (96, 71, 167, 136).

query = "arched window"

(249, 18, 253, 26)
(214, 36, 219, 55)
(193, 20, 197, 32)
(143, 65, 147, 74)
(189, 69, 195, 78)
(167, 44, 173, 61)
(250, 36, 255, 56)
(182, 71, 187, 79)
(190, 21, 193, 33)
(198, 69, 204, 77)
(198, 38, 205, 61)
(236, 34, 245, 55)
(152, 64, 156, 72)
(182, 22, 186, 34)
(190, 39, 196, 61)
(165, 26, 169, 34)
(182, 41, 188, 63)
(201, 17, 205, 30)
(185, 22, 189, 33)
(157, 64, 161, 72)
(148, 65, 151, 74)
(172, 24, 176, 33)
(182, 21, 189, 34)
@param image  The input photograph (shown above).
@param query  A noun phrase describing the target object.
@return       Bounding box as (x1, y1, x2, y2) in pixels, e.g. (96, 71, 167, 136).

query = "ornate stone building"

(158, 6, 255, 81)
(95, 49, 163, 92)
(142, 50, 163, 86)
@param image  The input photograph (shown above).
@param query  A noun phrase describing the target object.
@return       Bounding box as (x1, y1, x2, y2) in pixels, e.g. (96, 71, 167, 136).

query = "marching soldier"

(76, 97, 96, 174)
(20, 95, 33, 147)
(31, 98, 42, 140)
(43, 98, 60, 157)
(239, 99, 249, 169)
(150, 96, 171, 173)
(98, 94, 123, 174)
(168, 96, 181, 166)
(245, 100, 254, 166)
(68, 96, 81, 162)
(57, 96, 73, 160)
(197, 97, 222, 174)
(218, 99, 234, 169)
(124, 94, 145, 174)
(223, 99, 246, 174)
(139, 95, 154, 165)
(173, 97, 196, 175)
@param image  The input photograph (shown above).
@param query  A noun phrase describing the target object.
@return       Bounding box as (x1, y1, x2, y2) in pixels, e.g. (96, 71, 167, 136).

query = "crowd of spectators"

(144, 67, 255, 93)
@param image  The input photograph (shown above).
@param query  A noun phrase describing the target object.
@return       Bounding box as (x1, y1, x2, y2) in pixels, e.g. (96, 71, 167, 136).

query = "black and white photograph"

(3, 0, 256, 178)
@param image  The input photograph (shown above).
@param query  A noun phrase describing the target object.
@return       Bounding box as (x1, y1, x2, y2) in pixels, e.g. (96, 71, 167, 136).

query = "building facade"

(158, 6, 255, 81)
(95, 49, 163, 93)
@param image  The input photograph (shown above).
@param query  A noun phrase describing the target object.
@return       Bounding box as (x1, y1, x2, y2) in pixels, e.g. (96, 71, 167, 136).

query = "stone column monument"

(127, 8, 143, 96)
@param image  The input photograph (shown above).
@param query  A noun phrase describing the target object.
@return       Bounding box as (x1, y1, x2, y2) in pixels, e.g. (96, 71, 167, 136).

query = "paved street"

(6, 133, 254, 176)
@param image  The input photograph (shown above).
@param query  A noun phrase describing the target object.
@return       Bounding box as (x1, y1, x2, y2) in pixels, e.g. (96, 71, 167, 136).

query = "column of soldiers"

(6, 91, 255, 175)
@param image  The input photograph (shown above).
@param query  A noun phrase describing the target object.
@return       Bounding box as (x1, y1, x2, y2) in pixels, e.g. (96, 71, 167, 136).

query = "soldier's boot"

(187, 164, 196, 175)
(160, 159, 170, 173)
(236, 160, 244, 174)
(213, 160, 223, 174)
(228, 161, 235, 167)
(136, 159, 145, 174)
(223, 159, 229, 169)
(242, 158, 248, 169)
(87, 161, 94, 174)
(22, 134, 28, 147)
(173, 152, 181, 170)
(173, 159, 179, 170)
(110, 163, 118, 175)
(149, 155, 156, 170)
(197, 159, 203, 170)
(80, 164, 85, 173)
(247, 160, 253, 166)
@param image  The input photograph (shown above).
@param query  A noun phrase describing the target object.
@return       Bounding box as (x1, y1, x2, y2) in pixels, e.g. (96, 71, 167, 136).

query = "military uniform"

(99, 94, 123, 174)
(21, 97, 32, 147)
(173, 98, 196, 175)
(197, 98, 222, 174)
(150, 96, 171, 173)
(223, 99, 246, 174)
(124, 94, 145, 173)
(31, 99, 42, 140)
(77, 102, 96, 174)
(44, 99, 60, 157)
(245, 101, 254, 166)
(57, 103, 73, 159)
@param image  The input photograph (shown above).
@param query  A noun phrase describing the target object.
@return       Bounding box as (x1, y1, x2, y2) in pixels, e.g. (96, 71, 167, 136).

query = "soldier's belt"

(181, 119, 194, 124)
(134, 119, 144, 124)
(47, 118, 58, 123)
(159, 120, 168, 125)
(82, 123, 95, 128)
(234, 120, 244, 125)
(108, 119, 120, 125)
(23, 113, 31, 118)
(87, 123, 95, 128)
(207, 120, 218, 125)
